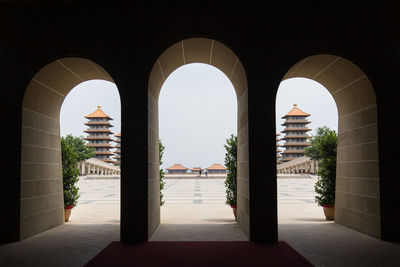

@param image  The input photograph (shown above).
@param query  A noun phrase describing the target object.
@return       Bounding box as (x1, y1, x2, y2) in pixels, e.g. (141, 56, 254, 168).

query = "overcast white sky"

(60, 63, 338, 170)
(159, 64, 237, 170)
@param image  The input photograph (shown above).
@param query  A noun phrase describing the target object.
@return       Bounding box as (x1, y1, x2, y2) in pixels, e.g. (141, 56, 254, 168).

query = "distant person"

(199, 169, 202, 176)
(205, 170, 208, 177)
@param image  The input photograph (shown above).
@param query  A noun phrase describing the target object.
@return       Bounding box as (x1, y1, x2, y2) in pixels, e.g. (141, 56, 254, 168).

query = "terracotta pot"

(64, 205, 74, 222)
(231, 204, 237, 221)
(322, 205, 335, 220)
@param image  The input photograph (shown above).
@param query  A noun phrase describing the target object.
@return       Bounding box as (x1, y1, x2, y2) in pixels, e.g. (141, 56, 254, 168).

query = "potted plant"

(61, 136, 81, 222)
(305, 127, 337, 220)
(61, 135, 95, 221)
(224, 134, 237, 220)
(315, 167, 336, 220)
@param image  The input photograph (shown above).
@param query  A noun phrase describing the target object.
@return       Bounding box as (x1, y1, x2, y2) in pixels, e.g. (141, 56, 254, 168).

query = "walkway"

(150, 178, 247, 241)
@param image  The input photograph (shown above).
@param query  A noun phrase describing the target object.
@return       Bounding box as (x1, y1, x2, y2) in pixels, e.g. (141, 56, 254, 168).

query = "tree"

(304, 126, 332, 160)
(61, 137, 80, 207)
(305, 127, 337, 206)
(64, 134, 95, 162)
(159, 139, 166, 206)
(224, 134, 237, 206)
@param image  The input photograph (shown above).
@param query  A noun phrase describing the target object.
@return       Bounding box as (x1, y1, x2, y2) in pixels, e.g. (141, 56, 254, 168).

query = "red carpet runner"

(84, 241, 312, 267)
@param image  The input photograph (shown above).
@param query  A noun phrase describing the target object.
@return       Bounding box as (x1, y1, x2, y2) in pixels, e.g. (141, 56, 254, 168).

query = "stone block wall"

(20, 58, 114, 240)
(284, 55, 381, 238)
(147, 91, 160, 238)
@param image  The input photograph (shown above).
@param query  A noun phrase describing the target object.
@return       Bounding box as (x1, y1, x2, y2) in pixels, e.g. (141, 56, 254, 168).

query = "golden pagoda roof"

(206, 163, 227, 170)
(115, 132, 121, 137)
(166, 164, 189, 170)
(85, 106, 113, 120)
(281, 104, 310, 118)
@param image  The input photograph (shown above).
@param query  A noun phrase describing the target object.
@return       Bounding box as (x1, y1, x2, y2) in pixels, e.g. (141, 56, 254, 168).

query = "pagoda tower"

(276, 132, 282, 162)
(114, 132, 121, 164)
(279, 104, 311, 163)
(84, 106, 115, 163)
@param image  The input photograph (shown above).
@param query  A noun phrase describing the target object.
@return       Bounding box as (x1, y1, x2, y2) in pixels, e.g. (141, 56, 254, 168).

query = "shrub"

(64, 134, 95, 161)
(305, 127, 337, 206)
(224, 134, 237, 206)
(61, 137, 80, 207)
(159, 139, 166, 206)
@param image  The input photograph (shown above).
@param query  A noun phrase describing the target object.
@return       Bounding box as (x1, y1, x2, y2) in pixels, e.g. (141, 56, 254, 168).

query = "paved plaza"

(162, 178, 226, 204)
(74, 175, 324, 222)
(76, 175, 320, 207)
(67, 176, 326, 241)
(72, 176, 324, 228)
(2, 176, 400, 267)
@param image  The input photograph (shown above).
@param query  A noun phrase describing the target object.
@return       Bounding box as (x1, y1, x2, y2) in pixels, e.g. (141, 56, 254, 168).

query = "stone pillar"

(81, 162, 85, 175)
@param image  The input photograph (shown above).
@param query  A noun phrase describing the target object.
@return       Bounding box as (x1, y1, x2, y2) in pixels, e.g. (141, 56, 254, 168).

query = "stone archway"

(147, 38, 250, 238)
(21, 57, 115, 240)
(282, 54, 380, 238)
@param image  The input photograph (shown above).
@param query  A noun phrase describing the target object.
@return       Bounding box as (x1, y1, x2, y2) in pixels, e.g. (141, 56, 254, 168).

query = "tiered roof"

(166, 164, 189, 170)
(281, 104, 310, 118)
(276, 133, 281, 153)
(114, 132, 121, 160)
(85, 106, 114, 120)
(114, 132, 121, 147)
(206, 164, 226, 170)
(279, 104, 312, 163)
(84, 106, 115, 163)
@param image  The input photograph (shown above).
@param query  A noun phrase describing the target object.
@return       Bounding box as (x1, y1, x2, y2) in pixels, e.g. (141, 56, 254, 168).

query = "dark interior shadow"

(278, 222, 400, 267)
(0, 223, 120, 267)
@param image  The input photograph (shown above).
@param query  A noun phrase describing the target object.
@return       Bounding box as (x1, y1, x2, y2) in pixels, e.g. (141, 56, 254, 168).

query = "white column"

(81, 162, 85, 175)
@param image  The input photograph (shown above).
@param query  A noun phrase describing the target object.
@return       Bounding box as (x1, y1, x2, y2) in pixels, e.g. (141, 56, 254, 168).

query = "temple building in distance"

(114, 132, 121, 164)
(206, 163, 227, 174)
(279, 104, 311, 163)
(191, 167, 202, 174)
(166, 164, 189, 174)
(84, 106, 115, 163)
(276, 133, 282, 162)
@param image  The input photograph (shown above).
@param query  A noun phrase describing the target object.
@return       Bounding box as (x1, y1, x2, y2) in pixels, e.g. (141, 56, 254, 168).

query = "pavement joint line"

(77, 177, 319, 206)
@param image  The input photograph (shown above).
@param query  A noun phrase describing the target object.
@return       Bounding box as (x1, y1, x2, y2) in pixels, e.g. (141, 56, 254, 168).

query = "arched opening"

(151, 63, 243, 240)
(279, 55, 380, 238)
(147, 38, 250, 239)
(20, 57, 117, 240)
(275, 78, 339, 243)
(59, 80, 121, 228)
